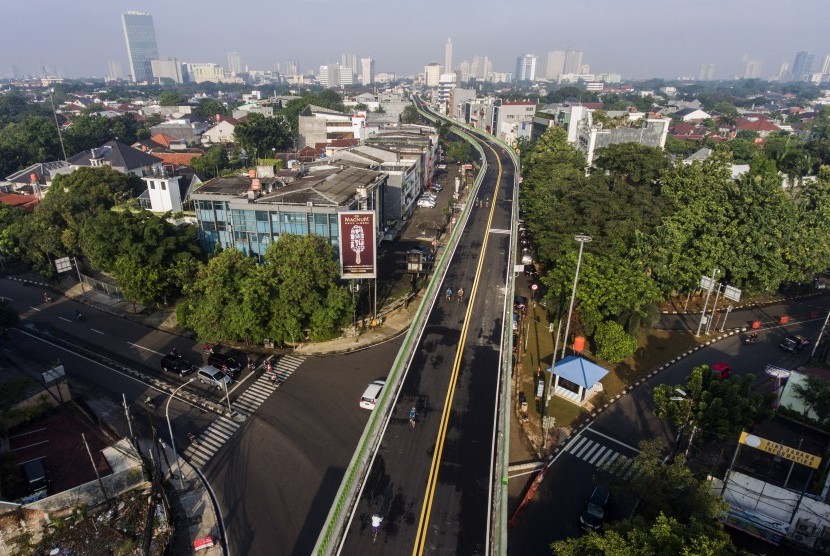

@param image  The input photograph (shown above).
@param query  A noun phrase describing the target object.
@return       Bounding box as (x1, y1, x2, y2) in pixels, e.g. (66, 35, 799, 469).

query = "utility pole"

(82, 433, 109, 504)
(811, 309, 830, 359)
(561, 234, 592, 359)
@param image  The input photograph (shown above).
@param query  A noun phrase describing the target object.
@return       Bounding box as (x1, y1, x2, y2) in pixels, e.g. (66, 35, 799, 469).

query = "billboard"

(739, 432, 821, 469)
(338, 210, 376, 279)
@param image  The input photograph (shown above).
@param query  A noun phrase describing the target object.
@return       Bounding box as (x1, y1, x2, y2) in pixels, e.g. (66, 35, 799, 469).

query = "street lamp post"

(561, 234, 592, 359)
(670, 388, 695, 459)
(695, 268, 719, 336)
(165, 378, 195, 489)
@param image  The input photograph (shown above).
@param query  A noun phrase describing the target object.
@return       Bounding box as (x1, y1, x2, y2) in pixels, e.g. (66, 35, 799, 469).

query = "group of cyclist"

(444, 286, 465, 304)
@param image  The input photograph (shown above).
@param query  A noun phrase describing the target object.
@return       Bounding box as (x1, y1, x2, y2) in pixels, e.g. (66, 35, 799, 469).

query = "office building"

(424, 63, 441, 87)
(545, 50, 565, 80)
(698, 63, 715, 81)
(515, 54, 537, 82)
(121, 11, 159, 83)
(107, 60, 123, 81)
(739, 56, 763, 79)
(470, 56, 492, 81)
(821, 55, 830, 75)
(151, 58, 183, 84)
(444, 38, 453, 74)
(283, 60, 299, 76)
(360, 57, 375, 86)
(791, 51, 814, 81)
(228, 51, 242, 74)
(341, 53, 358, 75)
(185, 63, 225, 84)
(563, 50, 583, 75)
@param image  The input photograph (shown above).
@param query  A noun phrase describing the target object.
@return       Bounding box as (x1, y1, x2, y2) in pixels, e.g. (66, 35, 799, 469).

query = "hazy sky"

(2, 0, 828, 80)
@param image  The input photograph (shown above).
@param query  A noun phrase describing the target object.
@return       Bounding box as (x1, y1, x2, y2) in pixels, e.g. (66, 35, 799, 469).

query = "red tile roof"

(736, 118, 780, 133)
(0, 193, 39, 211)
(150, 133, 178, 147)
(154, 152, 203, 165)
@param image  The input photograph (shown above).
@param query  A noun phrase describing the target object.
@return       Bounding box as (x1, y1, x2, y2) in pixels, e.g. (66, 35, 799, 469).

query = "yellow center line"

(412, 141, 504, 555)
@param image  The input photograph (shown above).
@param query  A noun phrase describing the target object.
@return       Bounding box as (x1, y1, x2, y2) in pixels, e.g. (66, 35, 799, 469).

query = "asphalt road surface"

(339, 132, 516, 553)
(203, 337, 405, 556)
(508, 295, 830, 554)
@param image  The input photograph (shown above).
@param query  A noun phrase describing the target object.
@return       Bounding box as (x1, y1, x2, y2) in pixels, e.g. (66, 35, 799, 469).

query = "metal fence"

(80, 273, 123, 299)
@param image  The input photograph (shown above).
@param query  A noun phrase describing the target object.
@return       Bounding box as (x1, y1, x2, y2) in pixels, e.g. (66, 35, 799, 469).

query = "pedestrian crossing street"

(564, 434, 642, 480)
(184, 355, 305, 468)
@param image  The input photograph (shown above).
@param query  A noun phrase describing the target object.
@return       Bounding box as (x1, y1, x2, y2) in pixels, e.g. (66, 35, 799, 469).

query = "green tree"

(114, 255, 169, 307)
(445, 140, 474, 164)
(791, 374, 830, 425)
(400, 105, 422, 124)
(158, 91, 188, 106)
(593, 321, 637, 363)
(233, 113, 293, 160)
(193, 98, 227, 119)
(592, 143, 669, 189)
(190, 145, 229, 178)
(653, 365, 772, 449)
(65, 114, 117, 153)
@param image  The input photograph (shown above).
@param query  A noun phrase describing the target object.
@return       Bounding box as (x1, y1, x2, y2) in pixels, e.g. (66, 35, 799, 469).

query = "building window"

(149, 181, 155, 189)
(161, 181, 167, 191)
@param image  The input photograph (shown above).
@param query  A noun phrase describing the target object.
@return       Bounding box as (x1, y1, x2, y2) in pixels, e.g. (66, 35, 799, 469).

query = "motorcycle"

(143, 396, 156, 408)
(743, 332, 759, 345)
(42, 293, 53, 303)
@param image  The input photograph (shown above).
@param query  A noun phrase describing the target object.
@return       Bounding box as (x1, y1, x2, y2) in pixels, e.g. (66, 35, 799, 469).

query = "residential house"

(201, 117, 240, 145)
(736, 116, 781, 137)
(1, 160, 71, 196)
(66, 140, 163, 177)
(149, 118, 210, 145)
(673, 107, 712, 122)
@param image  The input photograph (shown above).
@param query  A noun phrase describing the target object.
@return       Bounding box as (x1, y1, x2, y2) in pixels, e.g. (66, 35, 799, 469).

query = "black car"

(579, 484, 610, 531)
(779, 335, 809, 353)
(161, 354, 197, 376)
(207, 351, 243, 379)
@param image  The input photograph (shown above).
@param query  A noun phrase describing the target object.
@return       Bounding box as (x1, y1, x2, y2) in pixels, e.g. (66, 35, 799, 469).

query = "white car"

(360, 380, 386, 410)
(422, 192, 437, 200)
(432, 183, 444, 192)
(417, 198, 436, 208)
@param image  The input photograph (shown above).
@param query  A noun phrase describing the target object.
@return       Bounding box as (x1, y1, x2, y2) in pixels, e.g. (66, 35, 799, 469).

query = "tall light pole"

(166, 378, 195, 489)
(695, 268, 719, 336)
(562, 234, 592, 359)
(670, 388, 695, 459)
(48, 88, 67, 162)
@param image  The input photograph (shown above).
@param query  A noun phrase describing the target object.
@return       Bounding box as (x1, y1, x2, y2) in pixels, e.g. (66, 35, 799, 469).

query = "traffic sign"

(700, 276, 714, 290)
(531, 284, 538, 291)
(724, 285, 742, 302)
(55, 256, 72, 274)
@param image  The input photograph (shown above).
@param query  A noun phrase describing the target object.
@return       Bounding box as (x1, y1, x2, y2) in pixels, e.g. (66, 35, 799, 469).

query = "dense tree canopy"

(233, 113, 293, 160)
(179, 235, 352, 345)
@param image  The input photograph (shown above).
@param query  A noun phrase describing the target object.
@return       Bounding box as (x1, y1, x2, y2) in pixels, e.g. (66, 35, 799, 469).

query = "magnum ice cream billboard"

(338, 210, 376, 279)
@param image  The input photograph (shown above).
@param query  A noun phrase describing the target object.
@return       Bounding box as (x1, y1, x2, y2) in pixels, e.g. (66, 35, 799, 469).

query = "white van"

(197, 365, 233, 389)
(360, 380, 386, 410)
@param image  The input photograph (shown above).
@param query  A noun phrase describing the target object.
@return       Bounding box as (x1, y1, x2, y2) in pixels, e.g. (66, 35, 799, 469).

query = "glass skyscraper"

(122, 11, 159, 83)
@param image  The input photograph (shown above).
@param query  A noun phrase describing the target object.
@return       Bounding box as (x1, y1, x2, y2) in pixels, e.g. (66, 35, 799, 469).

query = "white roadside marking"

(30, 307, 41, 312)
(127, 342, 164, 356)
(58, 316, 72, 322)
(90, 328, 105, 335)
(584, 425, 641, 453)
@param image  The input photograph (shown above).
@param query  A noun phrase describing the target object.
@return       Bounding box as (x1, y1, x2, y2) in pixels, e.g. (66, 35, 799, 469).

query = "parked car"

(779, 335, 809, 353)
(514, 296, 528, 313)
(360, 380, 386, 410)
(207, 351, 242, 379)
(512, 311, 520, 331)
(523, 264, 538, 278)
(432, 183, 443, 191)
(521, 249, 533, 265)
(161, 354, 197, 376)
(422, 192, 437, 201)
(579, 484, 610, 531)
(417, 198, 436, 208)
(197, 365, 233, 389)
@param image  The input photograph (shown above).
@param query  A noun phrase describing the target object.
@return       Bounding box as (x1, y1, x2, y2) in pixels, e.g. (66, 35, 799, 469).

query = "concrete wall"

(298, 116, 327, 149)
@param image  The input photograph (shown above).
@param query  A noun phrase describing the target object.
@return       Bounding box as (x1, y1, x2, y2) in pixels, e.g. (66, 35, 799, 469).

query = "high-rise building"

(341, 53, 358, 73)
(821, 55, 830, 75)
(697, 63, 715, 81)
(283, 60, 299, 76)
(184, 63, 225, 83)
(739, 56, 763, 79)
(121, 11, 159, 83)
(515, 54, 537, 82)
(791, 50, 815, 81)
(444, 38, 453, 73)
(563, 49, 583, 75)
(360, 57, 375, 86)
(151, 58, 183, 84)
(107, 61, 123, 81)
(227, 51, 242, 74)
(458, 60, 471, 83)
(425, 63, 441, 87)
(545, 50, 565, 80)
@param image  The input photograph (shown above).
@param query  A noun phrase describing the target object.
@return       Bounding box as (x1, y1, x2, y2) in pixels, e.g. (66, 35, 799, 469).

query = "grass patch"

(518, 307, 705, 444)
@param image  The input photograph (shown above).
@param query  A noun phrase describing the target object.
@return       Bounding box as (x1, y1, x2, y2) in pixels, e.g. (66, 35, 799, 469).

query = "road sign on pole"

(724, 285, 742, 302)
(55, 257, 72, 274)
(700, 276, 714, 290)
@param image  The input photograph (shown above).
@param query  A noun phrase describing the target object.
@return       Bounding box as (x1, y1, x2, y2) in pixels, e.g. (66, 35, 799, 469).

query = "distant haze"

(2, 0, 828, 80)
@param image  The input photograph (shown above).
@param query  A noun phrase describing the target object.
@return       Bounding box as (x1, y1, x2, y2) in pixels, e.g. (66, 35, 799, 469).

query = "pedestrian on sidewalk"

(446, 287, 453, 301)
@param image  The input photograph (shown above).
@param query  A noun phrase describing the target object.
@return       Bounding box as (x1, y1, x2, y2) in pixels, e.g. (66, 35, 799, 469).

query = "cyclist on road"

(409, 407, 417, 428)
(445, 287, 453, 301)
(371, 514, 383, 542)
(457, 287, 465, 304)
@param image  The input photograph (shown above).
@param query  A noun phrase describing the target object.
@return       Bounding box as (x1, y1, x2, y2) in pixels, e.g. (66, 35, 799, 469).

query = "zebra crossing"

(184, 416, 241, 468)
(183, 355, 305, 468)
(564, 434, 642, 480)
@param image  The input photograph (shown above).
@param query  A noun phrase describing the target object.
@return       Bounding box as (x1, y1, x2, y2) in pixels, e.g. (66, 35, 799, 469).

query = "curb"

(544, 327, 747, 463)
(659, 291, 826, 314)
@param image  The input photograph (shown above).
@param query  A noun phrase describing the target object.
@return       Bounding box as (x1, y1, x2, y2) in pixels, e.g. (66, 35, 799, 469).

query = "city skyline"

(1, 0, 828, 81)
